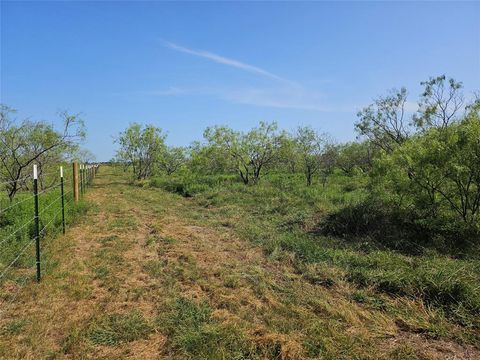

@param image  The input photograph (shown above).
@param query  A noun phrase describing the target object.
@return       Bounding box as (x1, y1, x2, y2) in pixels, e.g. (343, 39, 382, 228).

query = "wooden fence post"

(73, 162, 79, 203)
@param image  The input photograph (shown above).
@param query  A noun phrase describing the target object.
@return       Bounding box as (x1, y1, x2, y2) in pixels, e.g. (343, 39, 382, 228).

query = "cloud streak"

(163, 41, 295, 85)
(150, 41, 338, 111)
(126, 86, 330, 112)
(223, 88, 329, 111)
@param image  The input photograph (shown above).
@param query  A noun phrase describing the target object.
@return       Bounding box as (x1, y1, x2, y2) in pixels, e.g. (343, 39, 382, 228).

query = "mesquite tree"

(356, 75, 466, 153)
(294, 126, 330, 186)
(115, 123, 166, 180)
(355, 87, 410, 152)
(204, 121, 282, 184)
(158, 146, 186, 176)
(0, 105, 85, 200)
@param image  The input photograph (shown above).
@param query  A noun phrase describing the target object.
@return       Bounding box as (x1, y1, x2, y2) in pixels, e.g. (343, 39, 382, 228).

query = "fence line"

(0, 193, 37, 214)
(0, 240, 35, 281)
(0, 217, 36, 248)
(0, 162, 99, 315)
(38, 189, 71, 216)
(0, 174, 33, 186)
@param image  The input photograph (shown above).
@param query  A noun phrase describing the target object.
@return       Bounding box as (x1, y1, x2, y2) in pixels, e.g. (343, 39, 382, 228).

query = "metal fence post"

(60, 166, 65, 234)
(33, 165, 41, 282)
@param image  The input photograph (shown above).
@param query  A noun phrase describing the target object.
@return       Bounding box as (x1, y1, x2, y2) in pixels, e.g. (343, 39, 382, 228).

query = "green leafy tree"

(275, 132, 300, 174)
(318, 144, 339, 188)
(294, 126, 329, 186)
(188, 141, 232, 176)
(115, 123, 166, 180)
(356, 76, 468, 153)
(355, 87, 410, 152)
(204, 121, 282, 184)
(158, 146, 187, 176)
(337, 141, 375, 175)
(413, 75, 464, 131)
(372, 103, 480, 239)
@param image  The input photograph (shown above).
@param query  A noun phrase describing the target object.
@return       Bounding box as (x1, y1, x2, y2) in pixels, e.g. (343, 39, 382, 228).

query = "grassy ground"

(0, 169, 90, 292)
(0, 167, 478, 359)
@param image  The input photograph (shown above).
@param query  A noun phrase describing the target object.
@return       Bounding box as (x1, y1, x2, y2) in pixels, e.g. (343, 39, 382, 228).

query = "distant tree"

(294, 126, 329, 186)
(115, 123, 166, 180)
(188, 141, 232, 175)
(356, 76, 468, 152)
(355, 87, 410, 152)
(413, 75, 464, 131)
(337, 141, 375, 175)
(318, 144, 339, 188)
(73, 148, 96, 164)
(158, 146, 186, 176)
(276, 133, 300, 173)
(204, 121, 282, 184)
(0, 105, 85, 200)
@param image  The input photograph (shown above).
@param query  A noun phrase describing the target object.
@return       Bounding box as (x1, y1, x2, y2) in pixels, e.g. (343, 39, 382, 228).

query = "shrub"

(319, 198, 430, 254)
(150, 174, 242, 197)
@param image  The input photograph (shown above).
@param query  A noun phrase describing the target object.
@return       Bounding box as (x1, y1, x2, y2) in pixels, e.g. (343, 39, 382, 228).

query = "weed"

(1, 319, 26, 335)
(87, 311, 152, 346)
(98, 235, 118, 244)
(143, 260, 164, 278)
(107, 217, 138, 230)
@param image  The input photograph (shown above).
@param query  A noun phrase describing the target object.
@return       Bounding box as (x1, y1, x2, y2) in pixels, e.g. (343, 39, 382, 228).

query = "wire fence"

(0, 163, 99, 315)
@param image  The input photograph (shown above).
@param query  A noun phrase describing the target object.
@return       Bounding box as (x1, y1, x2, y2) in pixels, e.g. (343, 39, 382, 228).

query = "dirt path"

(1, 169, 478, 359)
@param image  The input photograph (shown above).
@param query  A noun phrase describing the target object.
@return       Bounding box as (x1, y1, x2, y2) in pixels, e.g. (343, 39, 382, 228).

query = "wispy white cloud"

(119, 41, 338, 112)
(132, 85, 330, 112)
(223, 88, 329, 111)
(163, 40, 296, 85)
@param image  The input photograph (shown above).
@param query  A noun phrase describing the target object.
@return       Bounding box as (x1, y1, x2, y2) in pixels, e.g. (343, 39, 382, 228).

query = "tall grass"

(151, 171, 480, 329)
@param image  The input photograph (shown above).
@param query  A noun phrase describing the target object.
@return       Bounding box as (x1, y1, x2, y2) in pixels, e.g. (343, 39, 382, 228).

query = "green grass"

(87, 310, 152, 346)
(156, 296, 255, 359)
(0, 182, 92, 286)
(0, 319, 27, 335)
(152, 171, 480, 338)
(143, 259, 164, 278)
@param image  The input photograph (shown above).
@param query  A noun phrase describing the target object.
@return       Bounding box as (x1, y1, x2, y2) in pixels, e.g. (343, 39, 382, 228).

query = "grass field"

(0, 166, 478, 359)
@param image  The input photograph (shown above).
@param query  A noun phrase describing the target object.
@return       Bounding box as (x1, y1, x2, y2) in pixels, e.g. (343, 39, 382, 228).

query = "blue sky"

(1, 1, 479, 161)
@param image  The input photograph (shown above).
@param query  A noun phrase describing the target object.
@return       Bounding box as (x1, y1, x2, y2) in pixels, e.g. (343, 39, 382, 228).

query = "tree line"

(115, 75, 480, 244)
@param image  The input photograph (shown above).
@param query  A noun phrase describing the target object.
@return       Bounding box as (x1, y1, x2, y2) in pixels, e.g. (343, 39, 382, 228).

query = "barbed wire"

(0, 201, 70, 316)
(0, 174, 33, 186)
(0, 164, 98, 293)
(0, 202, 74, 316)
(0, 194, 36, 214)
(0, 268, 35, 316)
(0, 240, 34, 281)
(0, 181, 69, 215)
(0, 217, 35, 249)
(38, 189, 72, 217)
(39, 207, 63, 237)
(36, 183, 62, 196)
